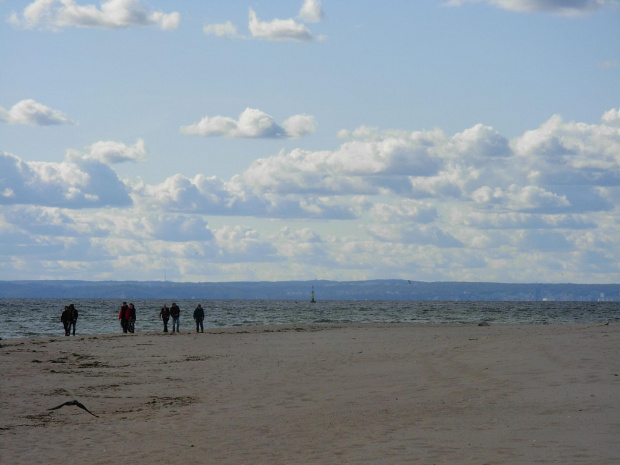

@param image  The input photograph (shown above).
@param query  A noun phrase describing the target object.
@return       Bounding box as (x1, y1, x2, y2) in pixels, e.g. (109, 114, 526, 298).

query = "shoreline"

(2, 323, 619, 464)
(2, 299, 618, 340)
(1, 319, 615, 341)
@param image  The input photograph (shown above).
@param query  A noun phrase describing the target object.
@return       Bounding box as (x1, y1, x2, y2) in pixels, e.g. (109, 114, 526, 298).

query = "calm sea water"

(1, 298, 618, 339)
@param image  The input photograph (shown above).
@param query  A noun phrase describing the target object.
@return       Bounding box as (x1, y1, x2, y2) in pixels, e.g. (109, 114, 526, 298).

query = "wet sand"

(1, 323, 619, 464)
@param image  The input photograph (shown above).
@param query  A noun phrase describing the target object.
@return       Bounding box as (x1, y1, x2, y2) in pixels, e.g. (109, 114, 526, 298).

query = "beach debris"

(478, 321, 490, 326)
(48, 399, 99, 417)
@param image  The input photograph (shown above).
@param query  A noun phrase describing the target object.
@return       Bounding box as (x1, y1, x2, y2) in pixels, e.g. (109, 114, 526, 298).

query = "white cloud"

(505, 185, 571, 211)
(202, 21, 244, 39)
(137, 214, 214, 242)
(456, 211, 595, 230)
(281, 114, 317, 139)
(338, 126, 428, 142)
(248, 7, 313, 41)
(67, 138, 147, 164)
(213, 225, 278, 262)
(513, 110, 620, 180)
(444, 0, 610, 15)
(370, 200, 438, 224)
(2, 108, 620, 282)
(203, 2, 324, 42)
(135, 173, 357, 219)
(238, 131, 448, 196)
(273, 226, 329, 264)
(602, 108, 620, 126)
(298, 0, 324, 23)
(0, 206, 225, 279)
(472, 184, 574, 212)
(0, 99, 74, 125)
(0, 149, 132, 208)
(3, 206, 85, 237)
(448, 124, 511, 159)
(180, 108, 316, 139)
(234, 108, 620, 217)
(9, 0, 180, 30)
(235, 108, 285, 138)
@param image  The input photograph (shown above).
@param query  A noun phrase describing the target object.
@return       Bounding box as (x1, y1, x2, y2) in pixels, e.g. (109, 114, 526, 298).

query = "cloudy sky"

(1, 0, 619, 283)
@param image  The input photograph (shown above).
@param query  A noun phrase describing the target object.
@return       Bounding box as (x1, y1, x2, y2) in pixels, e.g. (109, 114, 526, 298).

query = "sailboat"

(311, 285, 316, 303)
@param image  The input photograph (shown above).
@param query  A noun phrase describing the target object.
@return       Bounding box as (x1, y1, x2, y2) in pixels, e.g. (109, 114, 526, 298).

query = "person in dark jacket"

(170, 303, 180, 333)
(61, 306, 71, 336)
(193, 304, 205, 333)
(119, 302, 130, 333)
(160, 304, 170, 332)
(128, 303, 136, 333)
(68, 304, 78, 336)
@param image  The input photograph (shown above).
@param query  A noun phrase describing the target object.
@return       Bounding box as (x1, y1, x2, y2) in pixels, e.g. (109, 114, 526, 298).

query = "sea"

(1, 298, 619, 339)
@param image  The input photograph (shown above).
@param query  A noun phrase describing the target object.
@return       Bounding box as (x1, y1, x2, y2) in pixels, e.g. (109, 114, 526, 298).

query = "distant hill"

(0, 280, 619, 301)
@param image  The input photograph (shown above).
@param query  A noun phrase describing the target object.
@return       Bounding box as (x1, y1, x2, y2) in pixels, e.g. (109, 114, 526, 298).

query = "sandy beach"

(1, 323, 618, 464)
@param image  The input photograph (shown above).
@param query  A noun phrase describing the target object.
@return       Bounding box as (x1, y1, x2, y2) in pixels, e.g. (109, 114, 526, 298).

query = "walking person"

(119, 302, 130, 333)
(160, 304, 170, 332)
(68, 304, 78, 336)
(61, 306, 71, 336)
(128, 303, 137, 333)
(193, 304, 204, 333)
(170, 302, 180, 333)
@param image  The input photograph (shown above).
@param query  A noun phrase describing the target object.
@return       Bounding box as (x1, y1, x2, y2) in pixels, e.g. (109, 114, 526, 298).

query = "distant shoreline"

(1, 279, 619, 301)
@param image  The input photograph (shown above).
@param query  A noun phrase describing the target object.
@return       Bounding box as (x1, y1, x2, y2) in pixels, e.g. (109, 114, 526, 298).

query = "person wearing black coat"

(170, 303, 180, 333)
(61, 306, 71, 336)
(68, 304, 78, 336)
(193, 304, 205, 333)
(128, 303, 137, 333)
(160, 304, 170, 332)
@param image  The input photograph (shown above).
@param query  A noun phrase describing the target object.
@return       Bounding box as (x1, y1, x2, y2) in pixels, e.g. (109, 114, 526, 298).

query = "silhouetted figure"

(68, 304, 78, 336)
(128, 303, 136, 333)
(61, 306, 71, 336)
(160, 304, 170, 332)
(119, 302, 130, 333)
(193, 304, 204, 333)
(170, 303, 180, 333)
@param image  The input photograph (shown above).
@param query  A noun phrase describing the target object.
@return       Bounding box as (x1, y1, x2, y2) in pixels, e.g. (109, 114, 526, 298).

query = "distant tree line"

(0, 280, 619, 301)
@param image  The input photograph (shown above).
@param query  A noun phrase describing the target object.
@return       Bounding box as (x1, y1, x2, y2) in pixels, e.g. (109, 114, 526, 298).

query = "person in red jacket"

(119, 302, 131, 333)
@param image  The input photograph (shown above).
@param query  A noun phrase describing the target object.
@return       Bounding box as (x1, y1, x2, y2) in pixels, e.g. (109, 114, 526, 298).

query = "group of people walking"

(159, 302, 180, 333)
(60, 301, 207, 335)
(60, 304, 78, 336)
(118, 302, 137, 334)
(159, 303, 205, 333)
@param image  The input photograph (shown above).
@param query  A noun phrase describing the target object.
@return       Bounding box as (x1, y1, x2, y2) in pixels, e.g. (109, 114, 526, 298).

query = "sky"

(1, 0, 619, 284)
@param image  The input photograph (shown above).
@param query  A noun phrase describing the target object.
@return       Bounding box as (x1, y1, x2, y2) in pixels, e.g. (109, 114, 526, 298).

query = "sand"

(1, 323, 618, 464)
